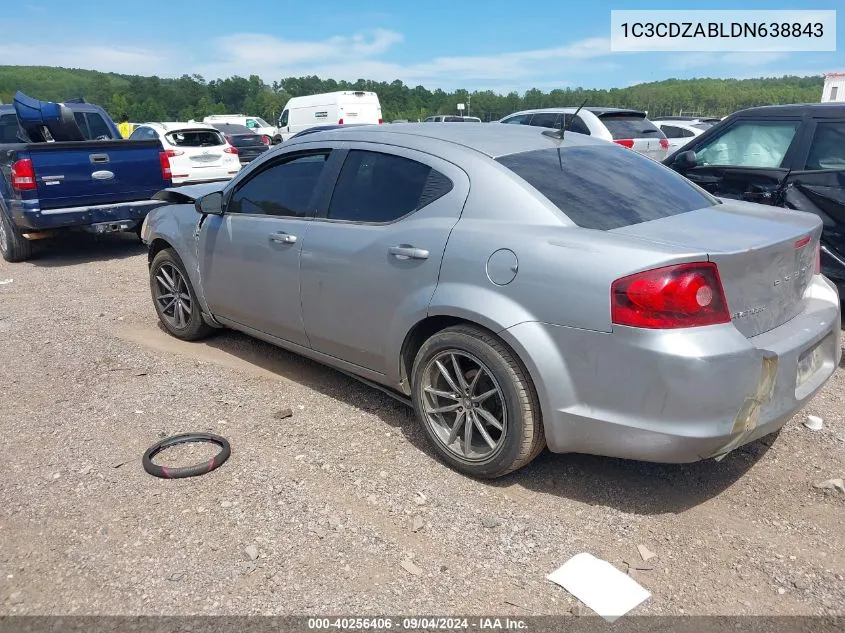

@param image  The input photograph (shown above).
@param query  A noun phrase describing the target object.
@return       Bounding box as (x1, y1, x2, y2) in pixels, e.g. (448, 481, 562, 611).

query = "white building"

(822, 73, 845, 102)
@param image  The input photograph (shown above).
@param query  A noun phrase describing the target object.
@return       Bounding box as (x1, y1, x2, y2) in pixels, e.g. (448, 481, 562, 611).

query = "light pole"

(468, 94, 471, 117)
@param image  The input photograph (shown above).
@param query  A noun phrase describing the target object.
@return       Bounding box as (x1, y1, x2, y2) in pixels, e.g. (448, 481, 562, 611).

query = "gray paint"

(144, 123, 842, 464)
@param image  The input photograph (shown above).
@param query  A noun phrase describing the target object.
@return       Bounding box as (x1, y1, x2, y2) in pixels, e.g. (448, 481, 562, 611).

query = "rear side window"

(660, 125, 685, 138)
(73, 112, 117, 140)
(599, 114, 663, 140)
(561, 114, 590, 135)
(528, 113, 560, 129)
(804, 121, 845, 170)
(501, 114, 531, 125)
(0, 113, 22, 143)
(328, 150, 453, 223)
(497, 146, 716, 230)
(165, 130, 224, 147)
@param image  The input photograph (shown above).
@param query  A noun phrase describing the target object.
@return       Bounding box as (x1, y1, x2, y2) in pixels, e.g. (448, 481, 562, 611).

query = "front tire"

(411, 325, 545, 478)
(0, 209, 33, 263)
(149, 248, 213, 341)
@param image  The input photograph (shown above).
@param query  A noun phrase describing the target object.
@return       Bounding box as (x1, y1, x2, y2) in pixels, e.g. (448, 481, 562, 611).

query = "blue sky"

(1, 0, 842, 92)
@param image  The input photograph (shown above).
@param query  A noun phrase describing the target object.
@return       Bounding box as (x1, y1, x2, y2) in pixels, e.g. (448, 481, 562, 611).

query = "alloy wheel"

(420, 350, 508, 462)
(153, 262, 193, 330)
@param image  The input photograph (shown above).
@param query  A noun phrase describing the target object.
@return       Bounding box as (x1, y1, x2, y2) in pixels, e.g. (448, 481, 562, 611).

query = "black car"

(664, 103, 845, 294)
(208, 123, 269, 164)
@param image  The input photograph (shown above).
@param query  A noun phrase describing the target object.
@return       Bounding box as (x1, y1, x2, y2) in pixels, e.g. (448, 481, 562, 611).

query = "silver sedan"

(141, 123, 841, 478)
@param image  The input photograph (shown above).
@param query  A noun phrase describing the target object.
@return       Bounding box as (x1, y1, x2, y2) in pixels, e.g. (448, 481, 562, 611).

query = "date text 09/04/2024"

(307, 617, 529, 630)
(620, 22, 824, 39)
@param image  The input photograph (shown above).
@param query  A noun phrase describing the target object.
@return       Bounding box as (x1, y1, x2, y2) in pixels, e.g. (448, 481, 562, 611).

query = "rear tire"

(149, 248, 213, 341)
(0, 208, 33, 263)
(411, 325, 545, 479)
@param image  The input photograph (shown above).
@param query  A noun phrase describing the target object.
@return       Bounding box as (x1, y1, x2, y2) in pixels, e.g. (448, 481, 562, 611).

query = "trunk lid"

(614, 200, 822, 337)
(27, 139, 167, 210)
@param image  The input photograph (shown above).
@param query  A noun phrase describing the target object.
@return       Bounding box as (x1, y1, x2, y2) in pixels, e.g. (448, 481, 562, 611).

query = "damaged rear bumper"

(502, 276, 841, 463)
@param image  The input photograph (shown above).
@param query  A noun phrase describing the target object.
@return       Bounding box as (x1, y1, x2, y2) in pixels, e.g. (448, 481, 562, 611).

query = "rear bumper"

(503, 275, 841, 463)
(9, 198, 166, 231)
(238, 148, 269, 163)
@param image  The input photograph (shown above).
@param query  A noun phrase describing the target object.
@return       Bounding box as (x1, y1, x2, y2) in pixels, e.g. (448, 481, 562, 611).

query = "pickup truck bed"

(0, 98, 172, 262)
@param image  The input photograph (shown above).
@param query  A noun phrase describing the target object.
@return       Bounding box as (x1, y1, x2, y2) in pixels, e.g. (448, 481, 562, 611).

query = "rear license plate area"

(797, 339, 825, 387)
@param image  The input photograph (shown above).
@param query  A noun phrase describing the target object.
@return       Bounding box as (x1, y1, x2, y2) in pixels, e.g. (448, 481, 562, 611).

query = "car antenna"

(544, 97, 588, 171)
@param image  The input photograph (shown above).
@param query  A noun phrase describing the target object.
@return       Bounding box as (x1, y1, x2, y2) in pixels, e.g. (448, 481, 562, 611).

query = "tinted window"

(528, 113, 560, 129)
(497, 146, 716, 230)
(229, 153, 328, 217)
(696, 120, 799, 168)
(85, 113, 114, 139)
(212, 123, 252, 135)
(562, 114, 590, 135)
(660, 125, 684, 139)
(328, 150, 453, 223)
(0, 113, 22, 143)
(165, 130, 224, 147)
(599, 114, 663, 140)
(805, 121, 845, 170)
(128, 126, 157, 140)
(501, 114, 531, 125)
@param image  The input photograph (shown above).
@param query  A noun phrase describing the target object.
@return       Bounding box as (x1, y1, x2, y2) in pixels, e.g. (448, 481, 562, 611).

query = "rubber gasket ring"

(142, 432, 231, 479)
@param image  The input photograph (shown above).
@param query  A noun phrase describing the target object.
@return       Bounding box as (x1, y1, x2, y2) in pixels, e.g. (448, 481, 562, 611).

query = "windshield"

(497, 146, 717, 230)
(254, 118, 272, 128)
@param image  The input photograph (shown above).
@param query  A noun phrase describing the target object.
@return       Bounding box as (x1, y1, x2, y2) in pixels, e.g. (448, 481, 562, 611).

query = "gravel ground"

(0, 233, 843, 617)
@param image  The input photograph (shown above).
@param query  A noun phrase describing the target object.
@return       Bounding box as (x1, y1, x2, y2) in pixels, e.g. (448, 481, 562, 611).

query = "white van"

(277, 91, 382, 140)
(202, 114, 279, 143)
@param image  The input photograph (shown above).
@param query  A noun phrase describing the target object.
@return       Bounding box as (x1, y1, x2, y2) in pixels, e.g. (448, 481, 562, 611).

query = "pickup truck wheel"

(411, 325, 545, 479)
(0, 209, 33, 263)
(149, 248, 213, 341)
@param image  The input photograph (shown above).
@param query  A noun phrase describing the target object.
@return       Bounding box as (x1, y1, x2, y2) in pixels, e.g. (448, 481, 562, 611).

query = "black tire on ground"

(149, 247, 214, 341)
(411, 324, 546, 479)
(0, 208, 33, 263)
(142, 432, 231, 479)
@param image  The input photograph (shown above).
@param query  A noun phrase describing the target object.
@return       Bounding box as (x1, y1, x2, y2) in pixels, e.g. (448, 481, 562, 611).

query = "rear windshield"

(599, 114, 664, 140)
(165, 129, 224, 147)
(213, 124, 253, 135)
(497, 146, 717, 230)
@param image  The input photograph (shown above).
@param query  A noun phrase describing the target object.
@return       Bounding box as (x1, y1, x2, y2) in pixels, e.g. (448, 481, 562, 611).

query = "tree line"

(0, 65, 825, 125)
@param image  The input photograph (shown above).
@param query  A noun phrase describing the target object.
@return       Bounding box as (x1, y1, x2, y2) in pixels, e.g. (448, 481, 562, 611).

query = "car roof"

(284, 121, 606, 159)
(503, 107, 645, 118)
(730, 102, 845, 118)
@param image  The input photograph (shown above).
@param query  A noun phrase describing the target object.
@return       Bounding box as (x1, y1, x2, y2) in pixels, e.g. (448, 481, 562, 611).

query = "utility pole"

(468, 94, 471, 117)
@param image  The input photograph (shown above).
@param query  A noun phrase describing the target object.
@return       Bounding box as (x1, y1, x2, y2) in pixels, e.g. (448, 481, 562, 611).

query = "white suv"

(497, 107, 669, 161)
(129, 122, 241, 185)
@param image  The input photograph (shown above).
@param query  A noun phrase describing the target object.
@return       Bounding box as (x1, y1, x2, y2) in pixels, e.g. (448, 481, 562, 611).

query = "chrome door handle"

(269, 232, 297, 244)
(389, 245, 429, 260)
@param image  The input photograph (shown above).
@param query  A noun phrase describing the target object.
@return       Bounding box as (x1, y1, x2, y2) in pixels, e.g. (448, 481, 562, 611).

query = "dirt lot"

(0, 234, 843, 617)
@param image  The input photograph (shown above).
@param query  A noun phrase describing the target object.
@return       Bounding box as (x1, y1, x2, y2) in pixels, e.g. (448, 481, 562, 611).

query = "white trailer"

(822, 73, 845, 103)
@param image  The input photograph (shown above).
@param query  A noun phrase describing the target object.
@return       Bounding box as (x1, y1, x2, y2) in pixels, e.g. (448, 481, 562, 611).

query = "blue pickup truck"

(0, 92, 172, 262)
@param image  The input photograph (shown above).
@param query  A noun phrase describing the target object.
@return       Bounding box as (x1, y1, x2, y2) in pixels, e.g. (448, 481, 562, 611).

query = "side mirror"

(673, 150, 697, 170)
(195, 191, 224, 216)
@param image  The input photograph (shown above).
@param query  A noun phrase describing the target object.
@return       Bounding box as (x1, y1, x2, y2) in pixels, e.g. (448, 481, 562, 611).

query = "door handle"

(269, 232, 297, 244)
(389, 245, 429, 260)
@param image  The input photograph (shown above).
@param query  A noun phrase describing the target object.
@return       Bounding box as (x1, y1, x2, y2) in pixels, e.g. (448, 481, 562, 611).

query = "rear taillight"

(338, 118, 344, 125)
(378, 118, 383, 125)
(262, 135, 270, 145)
(659, 138, 669, 150)
(614, 139, 634, 149)
(11, 159, 36, 191)
(164, 149, 184, 157)
(611, 262, 731, 329)
(159, 151, 172, 181)
(224, 146, 239, 155)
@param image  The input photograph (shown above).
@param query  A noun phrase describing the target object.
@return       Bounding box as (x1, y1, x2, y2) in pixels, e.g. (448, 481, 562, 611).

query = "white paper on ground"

(547, 552, 651, 622)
